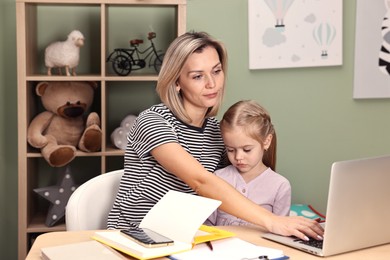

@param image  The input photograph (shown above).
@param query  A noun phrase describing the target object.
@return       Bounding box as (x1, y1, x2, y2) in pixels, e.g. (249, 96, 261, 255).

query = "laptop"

(262, 154, 390, 256)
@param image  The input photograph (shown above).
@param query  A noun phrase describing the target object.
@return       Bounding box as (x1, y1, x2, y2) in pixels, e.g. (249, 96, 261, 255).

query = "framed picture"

(353, 0, 390, 99)
(248, 0, 342, 70)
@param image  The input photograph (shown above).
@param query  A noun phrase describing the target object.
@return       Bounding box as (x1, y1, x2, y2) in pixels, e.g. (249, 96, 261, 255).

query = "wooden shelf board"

(27, 213, 66, 233)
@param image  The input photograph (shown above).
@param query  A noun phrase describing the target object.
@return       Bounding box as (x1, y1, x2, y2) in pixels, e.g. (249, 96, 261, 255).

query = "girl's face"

(176, 46, 224, 118)
(222, 126, 271, 176)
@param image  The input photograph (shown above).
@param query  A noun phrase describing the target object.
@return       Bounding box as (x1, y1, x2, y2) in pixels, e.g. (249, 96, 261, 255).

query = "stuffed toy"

(45, 30, 84, 76)
(27, 81, 102, 167)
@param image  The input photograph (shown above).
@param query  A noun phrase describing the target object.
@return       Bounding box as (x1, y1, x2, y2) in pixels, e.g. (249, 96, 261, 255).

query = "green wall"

(1, 0, 18, 259)
(1, 0, 390, 259)
(187, 0, 390, 212)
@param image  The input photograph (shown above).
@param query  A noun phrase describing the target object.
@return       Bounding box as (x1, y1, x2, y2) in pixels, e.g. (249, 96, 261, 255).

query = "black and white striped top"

(107, 103, 226, 229)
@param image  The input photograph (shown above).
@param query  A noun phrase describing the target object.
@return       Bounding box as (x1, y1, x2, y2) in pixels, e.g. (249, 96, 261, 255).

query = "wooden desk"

(26, 226, 390, 260)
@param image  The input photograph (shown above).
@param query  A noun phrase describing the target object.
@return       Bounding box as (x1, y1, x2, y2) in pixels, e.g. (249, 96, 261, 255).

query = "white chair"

(65, 169, 124, 230)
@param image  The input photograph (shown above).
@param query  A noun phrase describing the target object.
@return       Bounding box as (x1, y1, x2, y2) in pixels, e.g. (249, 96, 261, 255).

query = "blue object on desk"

(271, 256, 290, 260)
(290, 204, 325, 222)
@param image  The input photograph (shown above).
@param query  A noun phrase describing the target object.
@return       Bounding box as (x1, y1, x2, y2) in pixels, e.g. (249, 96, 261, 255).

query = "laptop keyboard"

(295, 238, 323, 249)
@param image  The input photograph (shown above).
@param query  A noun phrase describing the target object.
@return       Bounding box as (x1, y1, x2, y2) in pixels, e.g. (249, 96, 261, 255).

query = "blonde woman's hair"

(220, 100, 277, 170)
(156, 31, 228, 123)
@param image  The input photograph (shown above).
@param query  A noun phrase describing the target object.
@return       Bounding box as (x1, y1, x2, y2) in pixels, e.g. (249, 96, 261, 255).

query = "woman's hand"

(267, 215, 324, 241)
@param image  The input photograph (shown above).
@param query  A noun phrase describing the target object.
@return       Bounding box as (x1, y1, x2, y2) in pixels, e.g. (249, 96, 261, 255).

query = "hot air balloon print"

(312, 22, 337, 58)
(264, 0, 295, 29)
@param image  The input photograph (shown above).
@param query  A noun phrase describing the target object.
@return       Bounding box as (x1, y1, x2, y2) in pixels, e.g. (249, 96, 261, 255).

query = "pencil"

(205, 241, 213, 251)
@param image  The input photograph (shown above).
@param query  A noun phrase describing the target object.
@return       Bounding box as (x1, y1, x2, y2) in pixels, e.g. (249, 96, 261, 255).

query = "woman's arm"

(151, 142, 324, 240)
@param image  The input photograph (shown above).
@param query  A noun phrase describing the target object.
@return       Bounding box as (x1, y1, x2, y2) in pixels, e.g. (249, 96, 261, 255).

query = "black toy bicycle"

(106, 32, 164, 76)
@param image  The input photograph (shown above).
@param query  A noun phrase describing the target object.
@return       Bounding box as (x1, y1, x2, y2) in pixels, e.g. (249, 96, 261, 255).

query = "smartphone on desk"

(120, 227, 174, 248)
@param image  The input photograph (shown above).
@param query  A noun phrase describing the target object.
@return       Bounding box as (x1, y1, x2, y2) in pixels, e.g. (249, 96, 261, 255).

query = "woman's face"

(176, 46, 224, 117)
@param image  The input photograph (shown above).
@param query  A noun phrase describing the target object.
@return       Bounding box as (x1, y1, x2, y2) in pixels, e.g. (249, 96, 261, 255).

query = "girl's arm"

(273, 181, 292, 216)
(151, 142, 324, 241)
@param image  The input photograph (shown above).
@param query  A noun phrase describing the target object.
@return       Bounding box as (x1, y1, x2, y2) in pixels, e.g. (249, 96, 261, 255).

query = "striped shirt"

(107, 103, 226, 229)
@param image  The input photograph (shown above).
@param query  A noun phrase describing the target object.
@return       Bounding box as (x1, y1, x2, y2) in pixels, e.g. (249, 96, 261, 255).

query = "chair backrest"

(65, 169, 124, 231)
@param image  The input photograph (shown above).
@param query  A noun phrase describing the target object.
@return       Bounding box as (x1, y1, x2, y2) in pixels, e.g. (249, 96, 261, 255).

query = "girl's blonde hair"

(220, 100, 277, 170)
(156, 31, 228, 123)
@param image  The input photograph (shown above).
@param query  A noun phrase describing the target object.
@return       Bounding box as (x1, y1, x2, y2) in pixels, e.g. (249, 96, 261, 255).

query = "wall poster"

(354, 0, 390, 99)
(248, 0, 342, 70)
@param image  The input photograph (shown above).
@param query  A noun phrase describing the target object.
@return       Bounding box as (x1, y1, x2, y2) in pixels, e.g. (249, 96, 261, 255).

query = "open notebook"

(92, 190, 234, 260)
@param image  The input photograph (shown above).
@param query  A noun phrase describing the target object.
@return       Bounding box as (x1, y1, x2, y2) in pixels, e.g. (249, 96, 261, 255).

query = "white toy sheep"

(45, 30, 85, 76)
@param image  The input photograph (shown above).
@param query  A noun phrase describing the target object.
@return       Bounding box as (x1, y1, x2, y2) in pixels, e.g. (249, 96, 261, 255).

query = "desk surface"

(26, 225, 390, 260)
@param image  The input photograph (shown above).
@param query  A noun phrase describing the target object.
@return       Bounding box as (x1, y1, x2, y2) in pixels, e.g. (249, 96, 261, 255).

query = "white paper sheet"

(139, 190, 221, 244)
(171, 237, 285, 260)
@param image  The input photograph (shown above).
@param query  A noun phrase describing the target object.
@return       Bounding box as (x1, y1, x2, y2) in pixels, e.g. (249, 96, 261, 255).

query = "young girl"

(206, 100, 291, 226)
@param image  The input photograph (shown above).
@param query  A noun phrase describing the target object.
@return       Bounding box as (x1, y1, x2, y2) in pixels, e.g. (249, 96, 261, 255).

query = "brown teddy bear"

(27, 81, 102, 167)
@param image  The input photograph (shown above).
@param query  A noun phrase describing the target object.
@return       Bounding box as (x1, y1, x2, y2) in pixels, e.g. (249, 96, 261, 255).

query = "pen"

(242, 255, 289, 260)
(271, 256, 289, 260)
(206, 241, 213, 251)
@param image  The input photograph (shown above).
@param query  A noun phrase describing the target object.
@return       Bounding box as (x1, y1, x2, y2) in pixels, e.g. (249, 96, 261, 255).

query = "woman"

(107, 31, 323, 241)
